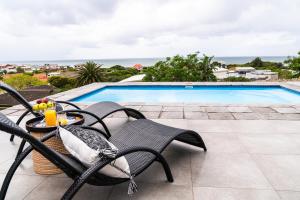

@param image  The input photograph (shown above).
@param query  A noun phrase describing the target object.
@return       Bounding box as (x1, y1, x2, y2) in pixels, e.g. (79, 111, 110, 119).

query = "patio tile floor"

(1, 118, 300, 199)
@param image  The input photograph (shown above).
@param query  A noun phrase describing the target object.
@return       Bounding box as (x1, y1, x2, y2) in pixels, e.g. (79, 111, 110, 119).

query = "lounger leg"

(15, 139, 27, 158)
(0, 147, 32, 200)
(9, 135, 14, 142)
(155, 157, 174, 182)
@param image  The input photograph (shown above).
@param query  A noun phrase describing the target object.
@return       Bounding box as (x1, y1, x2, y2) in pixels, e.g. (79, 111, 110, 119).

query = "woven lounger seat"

(0, 113, 206, 200)
(80, 101, 145, 126)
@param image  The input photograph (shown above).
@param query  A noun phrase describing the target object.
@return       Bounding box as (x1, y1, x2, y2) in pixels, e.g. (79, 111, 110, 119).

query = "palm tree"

(77, 61, 103, 86)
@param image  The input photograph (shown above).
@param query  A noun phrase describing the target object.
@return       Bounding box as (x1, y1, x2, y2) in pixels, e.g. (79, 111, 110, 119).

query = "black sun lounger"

(0, 113, 206, 200)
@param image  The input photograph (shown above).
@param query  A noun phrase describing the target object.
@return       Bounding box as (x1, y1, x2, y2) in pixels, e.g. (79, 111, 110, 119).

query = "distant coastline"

(0, 56, 288, 67)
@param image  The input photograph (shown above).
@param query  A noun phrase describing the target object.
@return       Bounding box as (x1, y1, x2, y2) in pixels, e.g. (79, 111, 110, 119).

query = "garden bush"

(222, 77, 251, 82)
(4, 74, 45, 90)
(48, 76, 76, 90)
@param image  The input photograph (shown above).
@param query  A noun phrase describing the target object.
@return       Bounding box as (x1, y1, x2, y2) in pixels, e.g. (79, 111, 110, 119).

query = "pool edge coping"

(51, 81, 300, 107)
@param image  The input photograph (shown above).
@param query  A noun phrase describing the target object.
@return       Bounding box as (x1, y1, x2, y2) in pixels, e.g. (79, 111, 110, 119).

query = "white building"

(47, 72, 61, 77)
(213, 68, 229, 79)
(214, 67, 278, 81)
(21, 66, 33, 73)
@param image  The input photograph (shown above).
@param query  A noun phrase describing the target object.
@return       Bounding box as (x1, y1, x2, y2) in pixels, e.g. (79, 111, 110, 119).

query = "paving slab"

(184, 112, 208, 119)
(278, 191, 300, 200)
(238, 133, 300, 154)
(283, 113, 300, 120)
(184, 106, 206, 112)
(0, 109, 19, 115)
(24, 177, 113, 200)
(208, 112, 234, 120)
(141, 112, 160, 119)
(206, 107, 229, 113)
(191, 153, 271, 189)
(125, 105, 142, 110)
(109, 182, 193, 200)
(200, 132, 247, 153)
(258, 113, 286, 120)
(0, 174, 47, 200)
(228, 106, 252, 113)
(140, 105, 162, 112)
(160, 111, 183, 119)
(232, 113, 262, 120)
(272, 107, 300, 114)
(250, 107, 276, 113)
(253, 155, 300, 191)
(135, 144, 193, 186)
(162, 106, 183, 112)
(193, 187, 280, 200)
(6, 109, 27, 116)
(0, 157, 36, 175)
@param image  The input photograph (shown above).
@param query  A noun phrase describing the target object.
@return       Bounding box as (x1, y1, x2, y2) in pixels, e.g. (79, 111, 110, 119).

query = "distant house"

(21, 66, 33, 73)
(133, 64, 143, 71)
(47, 72, 61, 77)
(5, 65, 17, 73)
(214, 67, 278, 80)
(213, 68, 229, 79)
(235, 67, 256, 74)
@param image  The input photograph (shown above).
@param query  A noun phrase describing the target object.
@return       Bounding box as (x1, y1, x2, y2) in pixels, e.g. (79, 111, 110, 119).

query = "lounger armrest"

(59, 109, 111, 137)
(62, 147, 171, 199)
(15, 110, 31, 126)
(15, 130, 58, 159)
(55, 101, 82, 110)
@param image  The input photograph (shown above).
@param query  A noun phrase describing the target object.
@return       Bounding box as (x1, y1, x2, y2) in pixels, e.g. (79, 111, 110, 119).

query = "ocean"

(1, 56, 288, 67)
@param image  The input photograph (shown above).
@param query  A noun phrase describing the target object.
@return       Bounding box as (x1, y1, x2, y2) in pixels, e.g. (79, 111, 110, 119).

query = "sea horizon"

(0, 56, 288, 67)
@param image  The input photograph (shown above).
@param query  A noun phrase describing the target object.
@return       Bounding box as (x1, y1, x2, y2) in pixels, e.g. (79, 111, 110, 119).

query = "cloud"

(0, 0, 299, 61)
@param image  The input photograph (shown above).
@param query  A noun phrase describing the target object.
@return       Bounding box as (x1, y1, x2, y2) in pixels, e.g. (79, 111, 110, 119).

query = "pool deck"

(1, 82, 300, 199)
(3, 82, 300, 121)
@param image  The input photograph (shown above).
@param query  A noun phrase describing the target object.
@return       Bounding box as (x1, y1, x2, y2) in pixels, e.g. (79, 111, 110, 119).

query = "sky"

(0, 0, 299, 61)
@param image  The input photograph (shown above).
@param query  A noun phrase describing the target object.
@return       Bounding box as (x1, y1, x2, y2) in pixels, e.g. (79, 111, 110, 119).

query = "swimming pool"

(71, 85, 300, 104)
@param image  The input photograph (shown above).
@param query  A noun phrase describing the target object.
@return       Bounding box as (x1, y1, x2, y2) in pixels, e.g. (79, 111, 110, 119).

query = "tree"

(285, 52, 300, 75)
(16, 66, 25, 73)
(77, 61, 103, 86)
(143, 53, 216, 82)
(250, 57, 263, 68)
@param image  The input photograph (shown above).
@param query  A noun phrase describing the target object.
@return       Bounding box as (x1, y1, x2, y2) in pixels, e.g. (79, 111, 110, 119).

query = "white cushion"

(59, 126, 130, 178)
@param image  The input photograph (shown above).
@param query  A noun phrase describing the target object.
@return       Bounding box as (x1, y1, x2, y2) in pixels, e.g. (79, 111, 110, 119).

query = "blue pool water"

(71, 86, 300, 104)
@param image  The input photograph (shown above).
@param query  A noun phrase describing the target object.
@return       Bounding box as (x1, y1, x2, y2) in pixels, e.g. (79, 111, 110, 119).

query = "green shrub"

(16, 66, 25, 73)
(102, 66, 139, 82)
(143, 53, 217, 82)
(285, 51, 300, 75)
(48, 76, 76, 89)
(222, 77, 251, 82)
(278, 69, 294, 79)
(4, 74, 45, 90)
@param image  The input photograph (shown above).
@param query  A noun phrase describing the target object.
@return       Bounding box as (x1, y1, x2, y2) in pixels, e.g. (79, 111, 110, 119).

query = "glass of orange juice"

(45, 109, 57, 127)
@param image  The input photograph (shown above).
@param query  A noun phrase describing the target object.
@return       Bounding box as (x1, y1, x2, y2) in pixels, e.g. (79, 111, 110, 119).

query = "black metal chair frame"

(0, 113, 206, 200)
